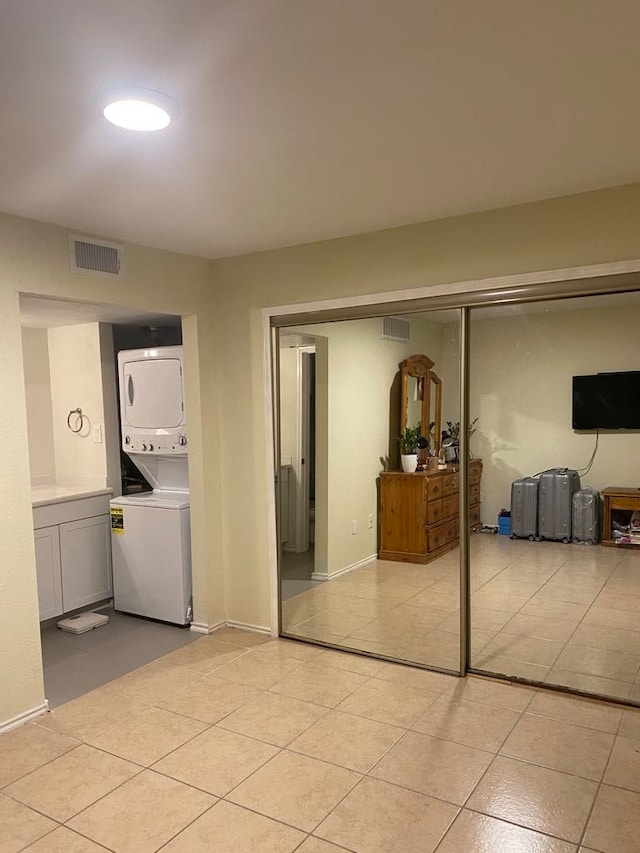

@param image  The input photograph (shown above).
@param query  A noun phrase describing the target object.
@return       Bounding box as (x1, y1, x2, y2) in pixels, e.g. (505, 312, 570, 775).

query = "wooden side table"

(601, 486, 640, 547)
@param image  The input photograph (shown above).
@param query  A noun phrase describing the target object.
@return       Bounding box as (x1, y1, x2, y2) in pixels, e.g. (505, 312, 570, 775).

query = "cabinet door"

(34, 526, 63, 621)
(60, 515, 112, 612)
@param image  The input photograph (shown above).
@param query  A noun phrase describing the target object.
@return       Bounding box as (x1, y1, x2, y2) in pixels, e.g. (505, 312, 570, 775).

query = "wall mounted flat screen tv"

(572, 371, 640, 430)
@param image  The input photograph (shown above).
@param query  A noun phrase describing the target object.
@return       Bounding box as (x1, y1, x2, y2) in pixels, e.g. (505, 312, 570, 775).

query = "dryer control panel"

(123, 432, 187, 455)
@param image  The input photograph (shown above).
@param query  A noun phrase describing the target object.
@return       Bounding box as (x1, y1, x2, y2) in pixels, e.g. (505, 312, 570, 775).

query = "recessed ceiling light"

(101, 88, 175, 132)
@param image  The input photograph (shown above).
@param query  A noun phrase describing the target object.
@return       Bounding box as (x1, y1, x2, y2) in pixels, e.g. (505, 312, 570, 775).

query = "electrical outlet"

(93, 424, 103, 444)
(352, 519, 358, 535)
(368, 513, 374, 529)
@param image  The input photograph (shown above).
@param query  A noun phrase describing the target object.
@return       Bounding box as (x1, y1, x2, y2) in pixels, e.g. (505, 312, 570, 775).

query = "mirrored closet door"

(277, 309, 465, 673)
(468, 292, 640, 703)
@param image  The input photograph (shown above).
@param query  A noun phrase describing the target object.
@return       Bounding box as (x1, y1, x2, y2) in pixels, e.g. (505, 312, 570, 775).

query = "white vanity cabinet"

(33, 489, 113, 621)
(59, 515, 112, 612)
(34, 525, 63, 620)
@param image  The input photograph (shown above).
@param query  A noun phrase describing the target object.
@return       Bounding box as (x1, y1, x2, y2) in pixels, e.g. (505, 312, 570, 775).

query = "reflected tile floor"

(2, 630, 640, 852)
(41, 607, 198, 707)
(282, 536, 640, 701)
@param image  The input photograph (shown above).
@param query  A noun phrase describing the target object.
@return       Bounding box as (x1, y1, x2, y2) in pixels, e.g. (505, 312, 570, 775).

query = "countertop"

(31, 484, 113, 508)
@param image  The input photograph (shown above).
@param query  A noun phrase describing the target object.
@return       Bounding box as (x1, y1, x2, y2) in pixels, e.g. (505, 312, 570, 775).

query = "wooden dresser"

(601, 486, 640, 548)
(379, 460, 482, 563)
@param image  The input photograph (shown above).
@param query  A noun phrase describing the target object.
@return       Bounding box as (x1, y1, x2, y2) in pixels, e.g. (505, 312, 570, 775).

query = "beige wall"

(277, 343, 300, 550)
(278, 345, 299, 468)
(22, 322, 121, 493)
(470, 298, 640, 523)
(99, 324, 123, 496)
(48, 323, 110, 488)
(288, 316, 444, 577)
(1, 288, 44, 727)
(21, 327, 55, 484)
(438, 319, 462, 430)
(5, 183, 640, 726)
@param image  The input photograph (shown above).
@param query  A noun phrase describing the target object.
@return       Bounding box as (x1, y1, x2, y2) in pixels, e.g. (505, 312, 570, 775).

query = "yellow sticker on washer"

(110, 507, 124, 534)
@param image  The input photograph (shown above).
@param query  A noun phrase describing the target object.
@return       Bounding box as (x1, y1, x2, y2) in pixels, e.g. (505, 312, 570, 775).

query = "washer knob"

(142, 443, 147, 451)
(178, 434, 187, 447)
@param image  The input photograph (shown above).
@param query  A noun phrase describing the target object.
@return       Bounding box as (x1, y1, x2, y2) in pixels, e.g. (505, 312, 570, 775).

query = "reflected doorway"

(279, 338, 318, 600)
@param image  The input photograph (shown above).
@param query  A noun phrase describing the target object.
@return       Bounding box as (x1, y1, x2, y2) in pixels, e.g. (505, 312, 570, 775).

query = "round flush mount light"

(101, 88, 175, 131)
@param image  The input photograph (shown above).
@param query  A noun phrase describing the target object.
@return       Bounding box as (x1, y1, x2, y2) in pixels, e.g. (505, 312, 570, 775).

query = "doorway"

(20, 294, 198, 707)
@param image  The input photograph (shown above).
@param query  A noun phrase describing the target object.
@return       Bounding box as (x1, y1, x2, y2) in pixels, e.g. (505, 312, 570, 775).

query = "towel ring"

(67, 408, 85, 433)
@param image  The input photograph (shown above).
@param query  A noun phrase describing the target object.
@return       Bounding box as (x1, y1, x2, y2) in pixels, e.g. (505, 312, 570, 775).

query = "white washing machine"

(110, 346, 192, 625)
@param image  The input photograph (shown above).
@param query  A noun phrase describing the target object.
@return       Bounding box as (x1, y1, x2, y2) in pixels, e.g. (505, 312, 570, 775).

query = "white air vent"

(69, 234, 122, 276)
(381, 316, 410, 343)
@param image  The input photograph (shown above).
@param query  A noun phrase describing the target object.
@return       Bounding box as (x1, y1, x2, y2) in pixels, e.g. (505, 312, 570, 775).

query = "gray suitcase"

(510, 477, 539, 540)
(538, 468, 581, 542)
(572, 487, 600, 544)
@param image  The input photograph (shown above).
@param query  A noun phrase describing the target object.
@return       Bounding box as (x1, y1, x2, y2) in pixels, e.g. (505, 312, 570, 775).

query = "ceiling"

(2, 1, 640, 259)
(19, 294, 180, 329)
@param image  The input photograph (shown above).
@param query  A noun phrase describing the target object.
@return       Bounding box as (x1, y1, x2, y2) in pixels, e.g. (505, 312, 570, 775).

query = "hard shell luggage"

(510, 477, 539, 540)
(538, 468, 581, 543)
(572, 487, 600, 544)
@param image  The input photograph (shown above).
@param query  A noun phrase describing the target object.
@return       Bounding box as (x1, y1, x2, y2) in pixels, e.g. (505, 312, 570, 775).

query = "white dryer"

(110, 346, 192, 625)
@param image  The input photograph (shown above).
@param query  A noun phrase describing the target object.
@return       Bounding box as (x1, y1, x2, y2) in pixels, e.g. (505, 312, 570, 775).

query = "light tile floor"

(282, 536, 640, 702)
(2, 628, 640, 851)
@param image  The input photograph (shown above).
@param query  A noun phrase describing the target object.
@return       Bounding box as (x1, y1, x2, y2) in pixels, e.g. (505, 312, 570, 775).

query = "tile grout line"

(454, 695, 533, 814)
(0, 731, 83, 792)
(575, 705, 628, 850)
(1, 754, 146, 834)
(456, 803, 588, 848)
(152, 799, 220, 851)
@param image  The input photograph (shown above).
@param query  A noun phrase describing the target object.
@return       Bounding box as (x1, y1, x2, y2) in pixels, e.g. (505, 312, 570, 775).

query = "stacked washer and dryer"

(110, 346, 192, 626)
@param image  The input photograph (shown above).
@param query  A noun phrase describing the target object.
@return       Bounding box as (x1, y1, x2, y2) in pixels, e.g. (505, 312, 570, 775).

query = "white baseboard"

(190, 620, 271, 636)
(223, 620, 271, 636)
(1, 702, 49, 734)
(311, 553, 377, 582)
(189, 620, 225, 635)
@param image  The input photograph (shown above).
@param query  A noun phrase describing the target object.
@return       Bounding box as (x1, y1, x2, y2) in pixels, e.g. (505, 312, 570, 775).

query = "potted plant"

(399, 423, 422, 472)
(444, 417, 479, 460)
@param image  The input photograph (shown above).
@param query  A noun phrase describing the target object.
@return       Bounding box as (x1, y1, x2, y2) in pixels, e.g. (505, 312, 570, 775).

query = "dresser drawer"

(442, 473, 459, 496)
(470, 464, 482, 486)
(427, 494, 457, 525)
(470, 504, 481, 528)
(427, 519, 458, 552)
(427, 478, 443, 500)
(470, 482, 480, 503)
(427, 499, 443, 525)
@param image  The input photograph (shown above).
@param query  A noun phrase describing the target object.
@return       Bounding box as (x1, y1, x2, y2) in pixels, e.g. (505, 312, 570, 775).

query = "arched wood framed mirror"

(400, 354, 442, 456)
